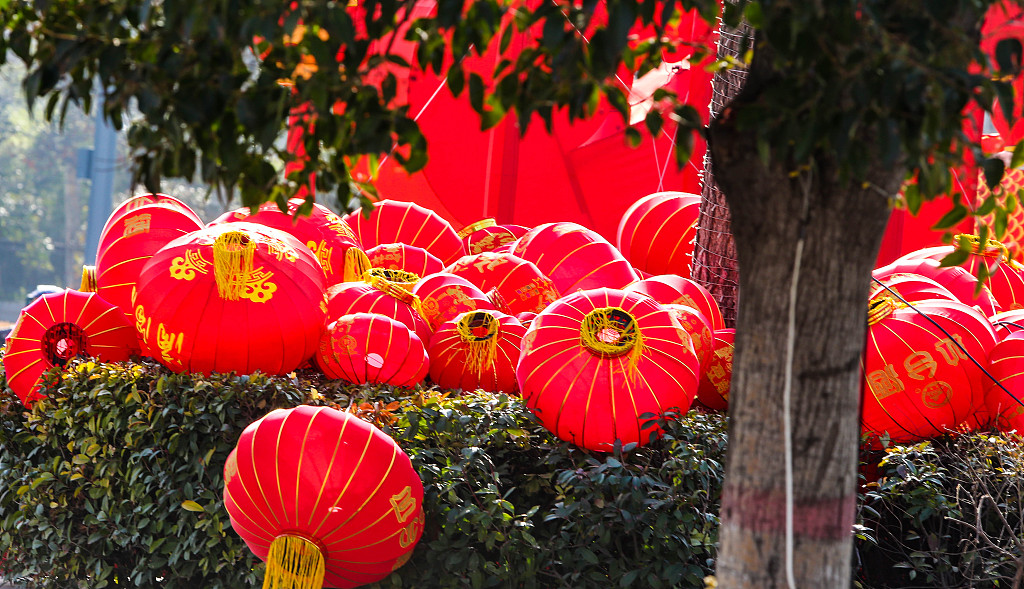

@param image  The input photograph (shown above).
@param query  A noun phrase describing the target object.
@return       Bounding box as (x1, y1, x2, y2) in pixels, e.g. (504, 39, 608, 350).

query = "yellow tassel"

(456, 218, 497, 239)
(867, 296, 906, 326)
(580, 307, 644, 379)
(343, 248, 372, 282)
(262, 535, 325, 589)
(213, 231, 257, 300)
(365, 273, 418, 305)
(361, 267, 420, 291)
(457, 312, 499, 376)
(954, 233, 1011, 262)
(79, 265, 97, 293)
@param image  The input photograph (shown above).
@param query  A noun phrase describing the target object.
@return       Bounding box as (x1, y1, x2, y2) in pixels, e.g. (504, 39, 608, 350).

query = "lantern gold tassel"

(263, 535, 326, 589)
(213, 231, 257, 300)
(79, 265, 97, 293)
(343, 248, 372, 282)
(457, 311, 499, 376)
(580, 307, 645, 379)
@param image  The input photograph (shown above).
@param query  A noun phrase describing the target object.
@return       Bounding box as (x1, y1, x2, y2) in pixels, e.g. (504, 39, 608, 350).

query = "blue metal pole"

(83, 94, 117, 264)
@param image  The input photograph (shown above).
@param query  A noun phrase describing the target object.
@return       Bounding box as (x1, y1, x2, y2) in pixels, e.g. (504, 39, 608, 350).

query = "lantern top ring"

(457, 311, 500, 343)
(867, 296, 907, 326)
(457, 218, 497, 239)
(580, 307, 642, 357)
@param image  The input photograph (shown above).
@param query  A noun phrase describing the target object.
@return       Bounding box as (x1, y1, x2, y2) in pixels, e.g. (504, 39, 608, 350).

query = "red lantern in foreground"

(366, 242, 445, 277)
(134, 223, 327, 375)
(445, 252, 559, 315)
(428, 310, 525, 394)
(512, 222, 638, 294)
(411, 273, 495, 332)
(696, 328, 734, 411)
(224, 405, 424, 589)
(623, 274, 725, 332)
(616, 192, 701, 276)
(317, 313, 429, 387)
(517, 288, 699, 452)
(2, 290, 138, 406)
(342, 199, 466, 266)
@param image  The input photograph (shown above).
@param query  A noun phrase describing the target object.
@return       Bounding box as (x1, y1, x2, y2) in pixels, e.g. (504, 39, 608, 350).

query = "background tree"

(1, 1, 1017, 587)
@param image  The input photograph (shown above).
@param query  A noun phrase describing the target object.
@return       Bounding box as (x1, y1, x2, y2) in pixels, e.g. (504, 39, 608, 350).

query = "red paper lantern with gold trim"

(512, 222, 638, 294)
(326, 277, 430, 345)
(991, 308, 1024, 340)
(445, 252, 559, 315)
(661, 303, 713, 367)
(862, 296, 997, 443)
(458, 219, 530, 255)
(223, 405, 424, 589)
(133, 223, 327, 375)
(696, 328, 734, 411)
(106, 193, 202, 230)
(2, 290, 138, 406)
(411, 272, 495, 332)
(342, 199, 466, 266)
(209, 198, 367, 286)
(366, 243, 444, 278)
(616, 192, 701, 276)
(873, 258, 1002, 317)
(428, 310, 525, 394)
(623, 274, 725, 332)
(517, 288, 699, 452)
(983, 331, 1024, 433)
(868, 273, 958, 306)
(316, 313, 428, 387)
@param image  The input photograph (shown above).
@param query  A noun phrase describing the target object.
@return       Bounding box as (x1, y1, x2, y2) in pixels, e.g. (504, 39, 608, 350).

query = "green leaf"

(181, 500, 205, 513)
(996, 38, 1023, 77)
(938, 248, 970, 268)
(983, 157, 1006, 190)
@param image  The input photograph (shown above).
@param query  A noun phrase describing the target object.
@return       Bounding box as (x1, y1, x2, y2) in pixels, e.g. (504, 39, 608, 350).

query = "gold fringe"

(362, 267, 420, 291)
(213, 231, 257, 300)
(79, 265, 97, 293)
(457, 218, 497, 239)
(868, 297, 905, 326)
(457, 312, 499, 376)
(955, 233, 1011, 262)
(580, 307, 644, 378)
(343, 248, 372, 282)
(262, 535, 325, 589)
(365, 273, 418, 305)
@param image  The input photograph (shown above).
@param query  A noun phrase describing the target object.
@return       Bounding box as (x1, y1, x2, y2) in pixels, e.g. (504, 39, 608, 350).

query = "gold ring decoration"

(868, 296, 906, 326)
(362, 267, 420, 292)
(580, 306, 645, 377)
(457, 311, 500, 376)
(456, 218, 497, 239)
(954, 233, 1011, 262)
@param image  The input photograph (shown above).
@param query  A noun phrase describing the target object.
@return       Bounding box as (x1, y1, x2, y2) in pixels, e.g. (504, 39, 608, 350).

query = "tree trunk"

(709, 36, 904, 588)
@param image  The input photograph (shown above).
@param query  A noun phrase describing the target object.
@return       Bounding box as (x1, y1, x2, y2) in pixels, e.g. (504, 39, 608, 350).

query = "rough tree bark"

(709, 35, 905, 587)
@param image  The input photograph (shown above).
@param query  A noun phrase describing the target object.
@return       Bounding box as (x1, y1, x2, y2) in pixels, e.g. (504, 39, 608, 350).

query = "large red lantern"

(326, 278, 431, 345)
(458, 219, 530, 255)
(517, 288, 699, 452)
(411, 272, 495, 332)
(209, 198, 367, 286)
(366, 243, 444, 278)
(224, 405, 424, 589)
(133, 223, 327, 375)
(616, 192, 701, 277)
(862, 296, 997, 444)
(696, 328, 734, 412)
(342, 200, 465, 266)
(105, 193, 203, 229)
(428, 310, 525, 394)
(512, 222, 638, 294)
(983, 330, 1024, 433)
(445, 252, 559, 315)
(873, 258, 1002, 317)
(2, 290, 138, 406)
(316, 313, 428, 388)
(95, 203, 205, 342)
(623, 274, 725, 332)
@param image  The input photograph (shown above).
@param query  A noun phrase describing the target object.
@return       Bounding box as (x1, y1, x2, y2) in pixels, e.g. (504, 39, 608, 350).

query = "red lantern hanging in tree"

(445, 252, 559, 315)
(616, 192, 701, 277)
(512, 222, 638, 294)
(224, 405, 425, 589)
(326, 277, 431, 345)
(2, 290, 138, 406)
(517, 288, 699, 452)
(428, 310, 525, 395)
(623, 274, 725, 332)
(133, 223, 327, 375)
(411, 272, 495, 332)
(696, 328, 735, 412)
(457, 219, 530, 255)
(342, 199, 466, 266)
(316, 313, 428, 388)
(366, 243, 444, 278)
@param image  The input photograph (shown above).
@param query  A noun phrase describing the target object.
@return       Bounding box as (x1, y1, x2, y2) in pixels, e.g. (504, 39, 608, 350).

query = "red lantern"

(696, 328, 734, 411)
(411, 272, 495, 332)
(366, 243, 444, 278)
(224, 405, 424, 589)
(512, 222, 638, 294)
(990, 308, 1024, 340)
(983, 331, 1024, 433)
(106, 193, 203, 230)
(95, 203, 205, 344)
(445, 252, 559, 315)
(862, 297, 997, 444)
(317, 313, 428, 387)
(661, 303, 713, 367)
(457, 219, 530, 255)
(2, 290, 138, 406)
(342, 199, 466, 266)
(209, 198, 367, 286)
(868, 273, 958, 306)
(428, 310, 525, 394)
(515, 311, 537, 329)
(873, 258, 1002, 317)
(517, 288, 699, 452)
(134, 223, 327, 375)
(326, 279, 431, 345)
(616, 192, 701, 276)
(623, 274, 725, 332)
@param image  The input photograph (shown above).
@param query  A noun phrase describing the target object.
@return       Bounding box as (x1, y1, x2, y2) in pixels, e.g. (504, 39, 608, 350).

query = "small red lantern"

(661, 303, 713, 367)
(983, 331, 1024, 433)
(517, 288, 699, 452)
(366, 242, 444, 278)
(873, 258, 1002, 317)
(326, 279, 431, 345)
(512, 222, 638, 294)
(445, 252, 559, 315)
(316, 313, 428, 387)
(134, 223, 327, 375)
(411, 272, 495, 332)
(224, 405, 424, 589)
(457, 219, 530, 255)
(616, 192, 701, 276)
(342, 199, 466, 266)
(696, 328, 734, 412)
(428, 310, 525, 394)
(623, 274, 725, 332)
(2, 290, 138, 406)
(210, 198, 367, 286)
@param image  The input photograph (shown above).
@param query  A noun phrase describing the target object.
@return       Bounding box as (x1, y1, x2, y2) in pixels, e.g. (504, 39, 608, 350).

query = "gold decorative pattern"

(169, 249, 211, 281)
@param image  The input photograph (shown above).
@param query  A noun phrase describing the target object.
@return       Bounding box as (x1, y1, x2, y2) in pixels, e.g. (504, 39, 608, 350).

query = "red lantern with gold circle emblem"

(2, 290, 138, 406)
(517, 288, 699, 452)
(411, 272, 495, 332)
(326, 277, 431, 345)
(616, 192, 701, 277)
(223, 405, 424, 589)
(366, 243, 445, 278)
(457, 219, 530, 255)
(316, 313, 428, 387)
(623, 274, 725, 332)
(696, 328, 734, 411)
(428, 310, 525, 394)
(133, 223, 327, 375)
(445, 252, 559, 315)
(209, 198, 367, 286)
(862, 296, 997, 443)
(342, 199, 466, 266)
(512, 222, 638, 294)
